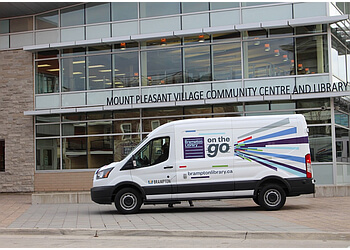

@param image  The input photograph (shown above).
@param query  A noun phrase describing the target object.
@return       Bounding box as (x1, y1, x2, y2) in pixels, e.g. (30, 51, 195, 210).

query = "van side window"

(134, 137, 170, 168)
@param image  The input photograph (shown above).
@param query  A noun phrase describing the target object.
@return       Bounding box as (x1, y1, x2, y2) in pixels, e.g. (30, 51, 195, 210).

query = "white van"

(91, 114, 315, 214)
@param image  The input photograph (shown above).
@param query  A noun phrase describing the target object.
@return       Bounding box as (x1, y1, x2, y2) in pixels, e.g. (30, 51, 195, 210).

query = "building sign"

(106, 81, 350, 106)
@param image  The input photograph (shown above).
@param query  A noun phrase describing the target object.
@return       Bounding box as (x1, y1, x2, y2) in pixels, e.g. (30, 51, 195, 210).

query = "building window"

(9, 17, 33, 33)
(140, 2, 180, 18)
(35, 59, 59, 94)
(296, 35, 328, 75)
(141, 47, 182, 86)
(62, 56, 86, 92)
(113, 50, 139, 88)
(213, 42, 241, 80)
(184, 45, 211, 82)
(244, 37, 294, 78)
(60, 5, 85, 27)
(35, 10, 58, 30)
(0, 140, 4, 172)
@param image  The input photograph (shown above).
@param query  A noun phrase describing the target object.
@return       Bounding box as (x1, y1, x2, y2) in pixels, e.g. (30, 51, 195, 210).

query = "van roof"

(148, 114, 304, 137)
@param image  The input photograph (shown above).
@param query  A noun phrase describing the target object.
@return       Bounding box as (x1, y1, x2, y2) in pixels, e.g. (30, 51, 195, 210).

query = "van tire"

(258, 184, 286, 211)
(114, 188, 142, 214)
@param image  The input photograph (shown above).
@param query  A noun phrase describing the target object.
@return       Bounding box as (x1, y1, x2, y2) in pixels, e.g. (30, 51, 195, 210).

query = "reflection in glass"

(141, 48, 182, 86)
(308, 126, 332, 162)
(210, 2, 240, 10)
(63, 137, 87, 169)
(86, 3, 110, 24)
(36, 59, 59, 94)
(184, 105, 212, 118)
(336, 127, 350, 162)
(36, 124, 60, 137)
(36, 139, 60, 170)
(143, 118, 180, 132)
(184, 45, 211, 82)
(182, 2, 209, 13)
(244, 37, 294, 78)
(114, 120, 140, 134)
(296, 35, 328, 75)
(89, 136, 114, 168)
(114, 51, 139, 88)
(36, 11, 58, 30)
(88, 121, 112, 135)
(88, 54, 112, 90)
(143, 107, 183, 117)
(112, 2, 138, 21)
(140, 2, 180, 18)
(0, 20, 9, 34)
(114, 109, 140, 119)
(335, 112, 349, 127)
(61, 5, 85, 27)
(114, 135, 140, 162)
(62, 123, 86, 136)
(297, 110, 331, 124)
(36, 115, 60, 124)
(213, 43, 241, 80)
(331, 38, 346, 81)
(10, 17, 33, 33)
(62, 57, 86, 92)
(213, 103, 243, 115)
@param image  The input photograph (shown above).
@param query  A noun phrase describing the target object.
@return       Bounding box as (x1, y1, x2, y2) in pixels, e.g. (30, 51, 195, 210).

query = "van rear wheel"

(114, 188, 142, 214)
(258, 184, 286, 211)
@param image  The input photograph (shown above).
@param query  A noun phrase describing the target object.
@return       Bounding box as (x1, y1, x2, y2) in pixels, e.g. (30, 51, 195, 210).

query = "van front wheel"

(258, 184, 286, 211)
(114, 188, 142, 214)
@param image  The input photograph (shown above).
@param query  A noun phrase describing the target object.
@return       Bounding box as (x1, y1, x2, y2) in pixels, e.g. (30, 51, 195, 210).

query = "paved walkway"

(1, 193, 350, 235)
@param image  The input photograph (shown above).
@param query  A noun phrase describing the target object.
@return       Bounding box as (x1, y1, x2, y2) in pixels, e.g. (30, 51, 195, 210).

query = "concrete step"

(32, 191, 93, 204)
(31, 185, 350, 204)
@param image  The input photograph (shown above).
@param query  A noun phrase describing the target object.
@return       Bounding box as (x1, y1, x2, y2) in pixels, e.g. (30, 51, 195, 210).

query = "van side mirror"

(133, 160, 137, 167)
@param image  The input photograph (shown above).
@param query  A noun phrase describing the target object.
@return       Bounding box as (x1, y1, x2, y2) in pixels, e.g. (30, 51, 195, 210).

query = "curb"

(1, 228, 350, 241)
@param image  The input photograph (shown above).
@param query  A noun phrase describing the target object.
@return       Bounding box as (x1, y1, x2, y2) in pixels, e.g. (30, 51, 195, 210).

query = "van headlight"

(96, 167, 114, 179)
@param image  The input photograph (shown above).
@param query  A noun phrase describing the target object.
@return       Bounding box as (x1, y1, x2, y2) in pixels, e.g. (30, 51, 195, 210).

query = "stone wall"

(0, 49, 34, 192)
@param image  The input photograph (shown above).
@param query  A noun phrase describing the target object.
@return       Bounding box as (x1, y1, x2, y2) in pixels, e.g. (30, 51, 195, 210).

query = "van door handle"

(164, 166, 173, 169)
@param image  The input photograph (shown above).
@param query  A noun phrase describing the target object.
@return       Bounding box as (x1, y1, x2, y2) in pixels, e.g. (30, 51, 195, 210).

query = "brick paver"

(1, 194, 350, 234)
(0, 193, 31, 228)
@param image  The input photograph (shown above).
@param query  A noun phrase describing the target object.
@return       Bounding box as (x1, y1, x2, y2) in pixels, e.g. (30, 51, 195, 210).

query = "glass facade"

(35, 26, 330, 94)
(2, 2, 350, 187)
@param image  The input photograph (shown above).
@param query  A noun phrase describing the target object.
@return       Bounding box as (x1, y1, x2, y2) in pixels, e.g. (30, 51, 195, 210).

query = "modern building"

(1, 2, 350, 194)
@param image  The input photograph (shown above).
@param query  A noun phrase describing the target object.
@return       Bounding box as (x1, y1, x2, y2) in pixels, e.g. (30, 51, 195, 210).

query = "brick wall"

(0, 49, 34, 192)
(34, 172, 94, 192)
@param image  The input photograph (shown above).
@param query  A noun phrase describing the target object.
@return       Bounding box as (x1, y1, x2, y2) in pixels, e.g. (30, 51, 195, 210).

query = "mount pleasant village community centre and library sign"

(106, 81, 350, 106)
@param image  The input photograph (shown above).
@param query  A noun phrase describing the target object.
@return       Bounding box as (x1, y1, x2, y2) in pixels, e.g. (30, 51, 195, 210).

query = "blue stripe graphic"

(243, 127, 297, 144)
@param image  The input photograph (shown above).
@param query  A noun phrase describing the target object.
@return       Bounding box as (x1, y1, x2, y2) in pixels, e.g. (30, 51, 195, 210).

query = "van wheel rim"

(264, 189, 281, 207)
(120, 193, 137, 210)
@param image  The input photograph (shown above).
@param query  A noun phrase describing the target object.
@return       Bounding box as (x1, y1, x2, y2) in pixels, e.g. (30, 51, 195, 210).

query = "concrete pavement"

(1, 193, 350, 242)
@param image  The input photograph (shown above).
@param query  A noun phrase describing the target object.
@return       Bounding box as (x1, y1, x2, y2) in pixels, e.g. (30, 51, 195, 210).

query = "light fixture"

(120, 42, 126, 50)
(291, 59, 295, 66)
(198, 35, 205, 43)
(264, 43, 270, 52)
(274, 49, 280, 56)
(88, 65, 104, 69)
(73, 60, 85, 64)
(305, 68, 310, 74)
(47, 69, 60, 72)
(37, 64, 51, 67)
(298, 63, 303, 70)
(282, 55, 288, 62)
(73, 72, 83, 75)
(161, 38, 167, 46)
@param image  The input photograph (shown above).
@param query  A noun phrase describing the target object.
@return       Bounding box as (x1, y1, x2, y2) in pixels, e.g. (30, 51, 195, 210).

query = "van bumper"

(286, 178, 315, 196)
(90, 186, 114, 204)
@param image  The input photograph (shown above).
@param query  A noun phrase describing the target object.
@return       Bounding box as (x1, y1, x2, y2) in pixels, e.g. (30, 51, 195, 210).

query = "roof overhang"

(23, 14, 349, 52)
